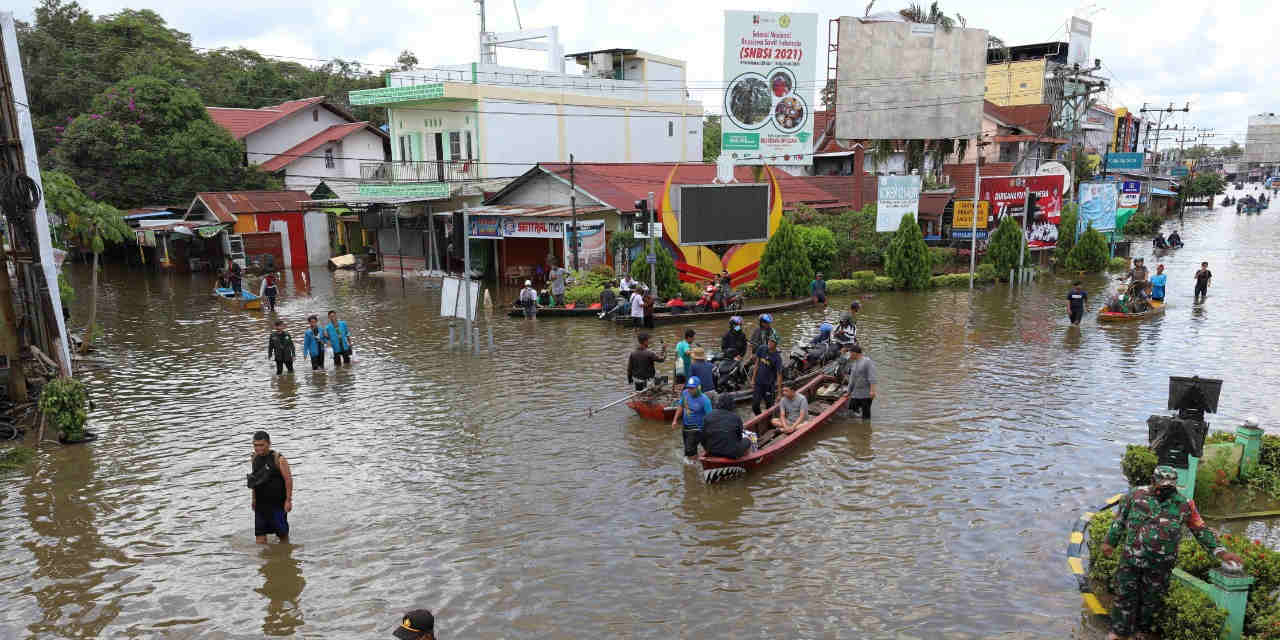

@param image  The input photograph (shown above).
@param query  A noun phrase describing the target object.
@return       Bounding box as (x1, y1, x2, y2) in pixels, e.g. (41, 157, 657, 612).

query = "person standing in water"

(259, 271, 280, 312)
(249, 430, 293, 544)
(1067, 281, 1088, 325)
(324, 310, 352, 367)
(1150, 264, 1167, 302)
(303, 315, 326, 370)
(1194, 261, 1212, 302)
(267, 319, 295, 375)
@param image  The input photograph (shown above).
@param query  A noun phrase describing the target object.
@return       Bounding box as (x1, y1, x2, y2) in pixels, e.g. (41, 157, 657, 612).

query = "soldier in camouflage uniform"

(1101, 465, 1243, 639)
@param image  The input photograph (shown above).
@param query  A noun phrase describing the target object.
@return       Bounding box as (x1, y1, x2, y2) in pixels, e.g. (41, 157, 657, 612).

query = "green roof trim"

(349, 83, 445, 106)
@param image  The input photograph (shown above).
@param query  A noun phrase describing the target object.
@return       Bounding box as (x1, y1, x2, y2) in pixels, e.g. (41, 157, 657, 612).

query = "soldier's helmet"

(1153, 465, 1179, 487)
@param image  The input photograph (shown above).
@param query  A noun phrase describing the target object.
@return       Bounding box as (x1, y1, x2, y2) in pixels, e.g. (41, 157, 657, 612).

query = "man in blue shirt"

(324, 310, 352, 366)
(671, 376, 713, 458)
(1150, 264, 1167, 302)
(688, 347, 717, 393)
(751, 338, 784, 415)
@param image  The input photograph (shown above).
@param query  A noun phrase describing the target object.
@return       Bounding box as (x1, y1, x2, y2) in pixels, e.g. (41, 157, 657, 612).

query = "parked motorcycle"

(781, 339, 842, 381)
(692, 284, 745, 312)
(711, 352, 752, 393)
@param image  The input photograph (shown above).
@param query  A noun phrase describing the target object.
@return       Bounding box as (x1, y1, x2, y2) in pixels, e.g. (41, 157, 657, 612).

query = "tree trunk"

(83, 250, 98, 353)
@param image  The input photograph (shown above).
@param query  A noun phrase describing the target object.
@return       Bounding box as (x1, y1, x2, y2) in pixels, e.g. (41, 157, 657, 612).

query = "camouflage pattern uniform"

(1104, 468, 1224, 637)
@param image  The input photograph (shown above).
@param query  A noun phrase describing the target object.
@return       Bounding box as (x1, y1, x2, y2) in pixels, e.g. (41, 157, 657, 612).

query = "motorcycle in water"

(711, 351, 752, 393)
(781, 339, 842, 381)
(693, 284, 745, 312)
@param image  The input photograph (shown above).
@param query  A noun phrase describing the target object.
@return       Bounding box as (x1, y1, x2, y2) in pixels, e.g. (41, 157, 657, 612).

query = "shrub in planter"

(975, 263, 998, 283)
(1086, 510, 1119, 585)
(824, 279, 858, 295)
(1154, 582, 1229, 640)
(871, 276, 895, 291)
(39, 377, 89, 442)
(1107, 256, 1129, 272)
(1122, 444, 1158, 487)
(564, 285, 603, 305)
(885, 213, 932, 289)
(679, 281, 701, 300)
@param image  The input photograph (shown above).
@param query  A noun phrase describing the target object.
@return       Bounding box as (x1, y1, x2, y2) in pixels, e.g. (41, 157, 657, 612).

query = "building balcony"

(360, 161, 478, 183)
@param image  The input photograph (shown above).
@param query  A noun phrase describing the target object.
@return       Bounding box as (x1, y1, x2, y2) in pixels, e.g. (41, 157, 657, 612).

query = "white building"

(348, 48, 704, 199)
(207, 97, 390, 194)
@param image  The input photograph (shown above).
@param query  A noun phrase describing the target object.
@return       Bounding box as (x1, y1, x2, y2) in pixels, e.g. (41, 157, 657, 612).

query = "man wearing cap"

(688, 347, 717, 393)
(809, 272, 828, 305)
(518, 280, 538, 318)
(1101, 465, 1243, 640)
(392, 609, 435, 640)
(671, 376, 713, 458)
(748, 314, 780, 356)
(845, 344, 877, 419)
(751, 337, 783, 415)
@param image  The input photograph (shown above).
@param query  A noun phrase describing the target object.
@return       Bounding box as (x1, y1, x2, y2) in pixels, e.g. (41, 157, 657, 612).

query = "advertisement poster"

(467, 215, 501, 238)
(722, 11, 818, 164)
(500, 219, 567, 238)
(979, 175, 1063, 248)
(1077, 181, 1120, 233)
(875, 175, 923, 232)
(565, 220, 607, 267)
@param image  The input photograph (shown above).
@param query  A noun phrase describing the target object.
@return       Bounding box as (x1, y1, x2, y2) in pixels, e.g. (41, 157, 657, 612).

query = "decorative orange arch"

(656, 165, 784, 287)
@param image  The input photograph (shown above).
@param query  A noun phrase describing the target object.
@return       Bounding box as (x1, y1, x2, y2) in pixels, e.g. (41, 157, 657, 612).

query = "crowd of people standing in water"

(266, 310, 352, 374)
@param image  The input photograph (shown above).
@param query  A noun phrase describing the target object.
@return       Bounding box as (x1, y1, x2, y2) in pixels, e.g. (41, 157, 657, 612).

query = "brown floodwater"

(3, 191, 1280, 639)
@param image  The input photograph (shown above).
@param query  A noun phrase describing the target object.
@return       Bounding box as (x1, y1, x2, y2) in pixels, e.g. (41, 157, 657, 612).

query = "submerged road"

(2, 190, 1279, 638)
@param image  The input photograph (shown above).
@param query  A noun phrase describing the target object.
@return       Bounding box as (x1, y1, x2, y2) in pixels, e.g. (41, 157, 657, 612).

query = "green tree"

(1066, 224, 1110, 272)
(884, 213, 931, 289)
(50, 75, 278, 208)
(793, 224, 838, 275)
(986, 215, 1023, 277)
(1053, 201, 1079, 265)
(44, 171, 129, 352)
(757, 218, 812, 296)
(630, 244, 680, 298)
(703, 115, 722, 162)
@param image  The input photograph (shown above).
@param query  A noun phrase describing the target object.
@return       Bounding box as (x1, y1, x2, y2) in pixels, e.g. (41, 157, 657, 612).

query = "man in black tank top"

(250, 431, 293, 543)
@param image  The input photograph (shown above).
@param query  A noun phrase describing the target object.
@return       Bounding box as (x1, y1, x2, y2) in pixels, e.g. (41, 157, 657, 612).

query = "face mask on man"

(1155, 485, 1176, 498)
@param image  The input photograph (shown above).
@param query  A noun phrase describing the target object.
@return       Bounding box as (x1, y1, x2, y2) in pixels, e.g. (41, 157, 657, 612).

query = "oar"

(589, 389, 650, 416)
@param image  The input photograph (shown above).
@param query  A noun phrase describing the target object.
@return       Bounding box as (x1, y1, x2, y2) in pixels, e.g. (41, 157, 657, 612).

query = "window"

(1019, 82, 1028, 88)
(325, 148, 335, 169)
(399, 135, 414, 161)
(668, 121, 674, 137)
(313, 109, 319, 122)
(464, 131, 473, 161)
(449, 131, 461, 161)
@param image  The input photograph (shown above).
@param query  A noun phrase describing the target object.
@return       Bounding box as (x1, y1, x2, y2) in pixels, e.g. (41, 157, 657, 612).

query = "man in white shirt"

(629, 288, 645, 328)
(518, 280, 538, 318)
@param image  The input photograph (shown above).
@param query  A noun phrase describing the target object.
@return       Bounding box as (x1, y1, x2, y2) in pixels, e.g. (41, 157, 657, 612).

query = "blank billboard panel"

(835, 18, 987, 140)
(678, 184, 770, 245)
(1246, 113, 1280, 164)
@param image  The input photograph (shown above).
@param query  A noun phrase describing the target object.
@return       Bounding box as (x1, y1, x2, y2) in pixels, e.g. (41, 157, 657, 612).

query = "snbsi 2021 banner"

(979, 175, 1063, 248)
(722, 11, 818, 164)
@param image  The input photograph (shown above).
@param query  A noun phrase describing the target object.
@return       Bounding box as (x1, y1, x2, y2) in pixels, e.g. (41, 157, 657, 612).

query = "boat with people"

(626, 356, 837, 421)
(612, 297, 814, 326)
(1099, 281, 1165, 323)
(214, 286, 262, 310)
(700, 374, 848, 483)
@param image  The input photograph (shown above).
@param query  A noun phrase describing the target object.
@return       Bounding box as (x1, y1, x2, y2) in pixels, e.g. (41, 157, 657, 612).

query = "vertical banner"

(1115, 181, 1140, 230)
(722, 11, 818, 164)
(875, 175, 923, 232)
(566, 220, 607, 267)
(979, 175, 1063, 248)
(1077, 181, 1120, 233)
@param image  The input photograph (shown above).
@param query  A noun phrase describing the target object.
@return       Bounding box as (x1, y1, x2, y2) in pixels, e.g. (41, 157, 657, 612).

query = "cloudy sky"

(13, 0, 1272, 147)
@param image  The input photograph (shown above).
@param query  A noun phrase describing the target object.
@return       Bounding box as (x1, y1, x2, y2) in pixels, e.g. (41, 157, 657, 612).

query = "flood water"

(4, 188, 1280, 639)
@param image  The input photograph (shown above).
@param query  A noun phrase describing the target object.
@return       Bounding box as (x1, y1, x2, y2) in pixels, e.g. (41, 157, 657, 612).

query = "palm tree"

(899, 2, 954, 31)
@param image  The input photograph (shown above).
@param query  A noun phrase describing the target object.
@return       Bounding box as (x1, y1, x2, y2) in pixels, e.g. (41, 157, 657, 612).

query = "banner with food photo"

(722, 11, 818, 165)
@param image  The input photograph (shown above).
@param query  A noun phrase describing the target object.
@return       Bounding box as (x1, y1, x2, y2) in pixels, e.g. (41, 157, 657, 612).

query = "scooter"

(711, 351, 752, 393)
(782, 339, 842, 381)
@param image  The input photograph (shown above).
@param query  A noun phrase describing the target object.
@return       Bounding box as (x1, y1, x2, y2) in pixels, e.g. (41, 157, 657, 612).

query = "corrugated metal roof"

(189, 191, 311, 223)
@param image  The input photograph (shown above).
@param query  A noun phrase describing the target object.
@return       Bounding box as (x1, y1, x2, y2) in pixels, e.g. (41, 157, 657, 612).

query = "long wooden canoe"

(626, 360, 835, 422)
(613, 298, 814, 326)
(507, 303, 670, 318)
(1098, 300, 1164, 323)
(700, 374, 847, 481)
(214, 287, 262, 311)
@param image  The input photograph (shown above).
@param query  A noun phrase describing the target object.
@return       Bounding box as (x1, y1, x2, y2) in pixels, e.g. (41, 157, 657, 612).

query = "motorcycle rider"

(810, 322, 833, 345)
(721, 316, 748, 359)
(748, 314, 781, 355)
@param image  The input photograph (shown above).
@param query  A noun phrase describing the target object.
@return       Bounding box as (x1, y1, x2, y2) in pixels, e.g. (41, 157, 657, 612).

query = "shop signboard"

(979, 175, 1064, 248)
(500, 219, 568, 238)
(565, 220, 607, 267)
(1105, 152, 1144, 170)
(1119, 181, 1141, 208)
(721, 10, 818, 164)
(951, 200, 989, 230)
(467, 215, 501, 238)
(875, 175, 923, 232)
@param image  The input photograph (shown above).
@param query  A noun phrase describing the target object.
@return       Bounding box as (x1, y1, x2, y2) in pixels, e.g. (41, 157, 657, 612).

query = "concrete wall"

(284, 128, 386, 193)
(244, 107, 348, 164)
(836, 19, 987, 139)
(389, 104, 478, 164)
(303, 212, 331, 265)
(1246, 113, 1280, 164)
(985, 59, 1047, 106)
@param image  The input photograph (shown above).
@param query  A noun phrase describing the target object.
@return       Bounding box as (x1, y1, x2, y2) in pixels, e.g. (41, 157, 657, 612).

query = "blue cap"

(819, 322, 833, 334)
(729, 315, 742, 325)
(686, 376, 701, 389)
(761, 314, 773, 323)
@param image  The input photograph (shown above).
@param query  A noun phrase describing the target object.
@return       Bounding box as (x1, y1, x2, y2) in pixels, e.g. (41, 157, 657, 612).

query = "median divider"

(1066, 491, 1127, 615)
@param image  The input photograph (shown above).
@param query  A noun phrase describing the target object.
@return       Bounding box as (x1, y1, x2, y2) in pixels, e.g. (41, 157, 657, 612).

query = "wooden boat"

(700, 374, 848, 482)
(1098, 300, 1164, 323)
(626, 360, 835, 422)
(214, 286, 262, 310)
(613, 298, 814, 326)
(507, 303, 669, 318)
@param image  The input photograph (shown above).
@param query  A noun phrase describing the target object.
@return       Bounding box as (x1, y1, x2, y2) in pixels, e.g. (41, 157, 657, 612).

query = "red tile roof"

(258, 122, 381, 173)
(941, 162, 1017, 200)
(532, 163, 854, 212)
(206, 97, 327, 139)
(188, 191, 311, 223)
(983, 101, 1053, 136)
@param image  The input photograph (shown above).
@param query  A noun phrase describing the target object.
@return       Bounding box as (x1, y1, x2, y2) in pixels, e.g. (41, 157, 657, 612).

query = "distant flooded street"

(4, 193, 1280, 638)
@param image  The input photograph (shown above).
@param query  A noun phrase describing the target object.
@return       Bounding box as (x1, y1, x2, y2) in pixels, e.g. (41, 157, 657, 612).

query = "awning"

(430, 204, 612, 218)
(1151, 188, 1177, 197)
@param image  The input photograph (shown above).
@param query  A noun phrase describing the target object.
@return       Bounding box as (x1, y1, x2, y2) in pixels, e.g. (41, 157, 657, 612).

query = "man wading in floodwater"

(1101, 465, 1242, 640)
(248, 431, 293, 544)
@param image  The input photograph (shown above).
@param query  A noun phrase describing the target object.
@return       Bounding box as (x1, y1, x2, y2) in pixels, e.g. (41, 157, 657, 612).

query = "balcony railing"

(360, 161, 478, 183)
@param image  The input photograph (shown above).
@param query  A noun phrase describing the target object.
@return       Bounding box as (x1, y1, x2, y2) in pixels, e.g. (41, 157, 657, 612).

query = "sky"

(11, 0, 1276, 148)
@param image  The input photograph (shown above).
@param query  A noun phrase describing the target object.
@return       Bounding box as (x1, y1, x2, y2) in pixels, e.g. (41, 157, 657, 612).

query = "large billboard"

(875, 175, 922, 232)
(1246, 113, 1280, 164)
(722, 11, 818, 164)
(835, 17, 987, 140)
(979, 175, 1063, 248)
(678, 184, 771, 245)
(1077, 181, 1119, 233)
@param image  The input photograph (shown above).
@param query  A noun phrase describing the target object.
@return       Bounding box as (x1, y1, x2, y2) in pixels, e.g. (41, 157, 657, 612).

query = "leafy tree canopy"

(758, 218, 812, 297)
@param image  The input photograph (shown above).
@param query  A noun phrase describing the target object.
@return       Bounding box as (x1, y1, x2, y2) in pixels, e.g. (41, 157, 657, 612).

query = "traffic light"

(1025, 193, 1040, 220)
(634, 198, 648, 214)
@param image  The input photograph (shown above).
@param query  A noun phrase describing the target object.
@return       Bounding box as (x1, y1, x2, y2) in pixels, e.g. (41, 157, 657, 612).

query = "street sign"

(1106, 152, 1144, 170)
(1171, 167, 1190, 177)
(646, 253, 657, 264)
(951, 201, 990, 229)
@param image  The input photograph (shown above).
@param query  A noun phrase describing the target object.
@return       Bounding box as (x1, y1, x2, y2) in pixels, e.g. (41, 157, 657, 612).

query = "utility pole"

(1138, 102, 1189, 209)
(968, 138, 989, 289)
(569, 153, 579, 271)
(647, 191, 656, 294)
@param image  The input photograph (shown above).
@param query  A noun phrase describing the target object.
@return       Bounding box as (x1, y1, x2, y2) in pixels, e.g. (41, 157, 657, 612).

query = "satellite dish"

(1037, 161, 1072, 193)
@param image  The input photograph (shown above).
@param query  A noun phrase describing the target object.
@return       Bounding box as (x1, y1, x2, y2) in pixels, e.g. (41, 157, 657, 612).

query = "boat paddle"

(588, 388, 650, 416)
